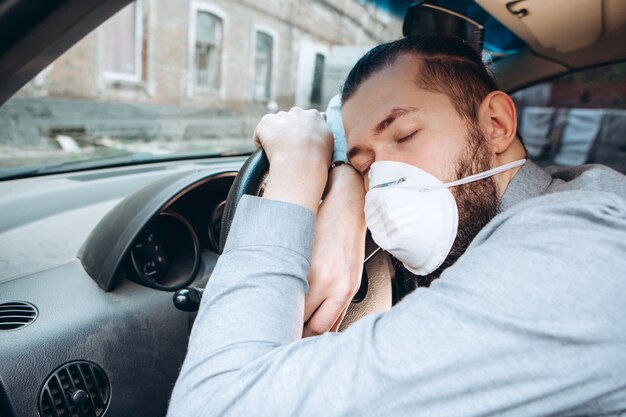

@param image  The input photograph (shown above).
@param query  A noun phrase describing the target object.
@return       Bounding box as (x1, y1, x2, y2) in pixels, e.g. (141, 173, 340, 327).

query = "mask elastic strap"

(422, 159, 527, 191)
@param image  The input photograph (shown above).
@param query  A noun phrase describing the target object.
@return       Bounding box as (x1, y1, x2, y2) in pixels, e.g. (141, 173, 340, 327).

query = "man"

(168, 36, 626, 416)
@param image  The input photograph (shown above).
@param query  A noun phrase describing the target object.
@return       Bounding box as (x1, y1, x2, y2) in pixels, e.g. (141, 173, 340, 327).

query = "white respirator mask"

(365, 159, 526, 275)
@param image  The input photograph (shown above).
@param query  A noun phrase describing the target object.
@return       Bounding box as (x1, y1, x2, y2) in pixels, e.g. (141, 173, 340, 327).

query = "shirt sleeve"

(167, 191, 626, 417)
(325, 94, 348, 164)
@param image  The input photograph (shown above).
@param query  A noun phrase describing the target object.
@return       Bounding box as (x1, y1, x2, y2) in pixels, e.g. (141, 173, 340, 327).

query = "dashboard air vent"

(0, 300, 37, 330)
(39, 361, 110, 417)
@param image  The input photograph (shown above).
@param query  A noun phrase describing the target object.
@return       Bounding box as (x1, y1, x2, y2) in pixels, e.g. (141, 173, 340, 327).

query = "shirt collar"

(498, 160, 552, 212)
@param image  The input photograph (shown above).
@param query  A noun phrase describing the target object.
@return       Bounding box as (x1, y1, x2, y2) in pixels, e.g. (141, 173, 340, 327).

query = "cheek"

(389, 134, 465, 183)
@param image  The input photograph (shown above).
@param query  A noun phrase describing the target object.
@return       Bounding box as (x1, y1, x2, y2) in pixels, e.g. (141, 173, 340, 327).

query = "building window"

(194, 11, 222, 89)
(101, 1, 143, 82)
(310, 53, 325, 105)
(254, 31, 273, 101)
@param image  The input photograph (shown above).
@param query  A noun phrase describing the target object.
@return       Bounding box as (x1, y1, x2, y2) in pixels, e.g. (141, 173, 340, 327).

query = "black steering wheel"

(219, 148, 395, 330)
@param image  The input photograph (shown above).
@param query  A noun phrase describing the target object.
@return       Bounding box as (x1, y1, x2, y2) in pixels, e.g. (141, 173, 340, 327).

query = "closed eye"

(397, 130, 419, 144)
(358, 159, 373, 176)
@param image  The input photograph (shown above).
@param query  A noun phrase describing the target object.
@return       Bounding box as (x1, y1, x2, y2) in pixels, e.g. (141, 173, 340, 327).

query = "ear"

(477, 91, 517, 155)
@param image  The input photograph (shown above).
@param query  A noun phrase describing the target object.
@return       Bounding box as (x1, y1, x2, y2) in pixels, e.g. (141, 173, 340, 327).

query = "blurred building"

(17, 0, 403, 110)
(0, 0, 402, 158)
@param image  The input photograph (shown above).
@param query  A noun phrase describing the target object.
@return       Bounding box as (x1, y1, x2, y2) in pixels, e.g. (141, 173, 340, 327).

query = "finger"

(303, 298, 346, 338)
(252, 115, 270, 148)
(252, 125, 261, 148)
(253, 132, 262, 149)
(330, 305, 349, 332)
(303, 280, 327, 323)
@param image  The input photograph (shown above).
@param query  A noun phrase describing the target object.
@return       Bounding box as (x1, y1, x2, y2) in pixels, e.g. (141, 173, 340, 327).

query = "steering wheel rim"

(219, 148, 394, 331)
(219, 148, 269, 254)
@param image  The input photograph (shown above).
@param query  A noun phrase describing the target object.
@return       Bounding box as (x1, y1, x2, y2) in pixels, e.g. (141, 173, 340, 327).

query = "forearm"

(302, 163, 367, 336)
(171, 196, 315, 393)
(264, 156, 328, 214)
(169, 167, 366, 411)
(320, 164, 366, 255)
(179, 166, 363, 363)
(318, 164, 366, 264)
(323, 163, 365, 214)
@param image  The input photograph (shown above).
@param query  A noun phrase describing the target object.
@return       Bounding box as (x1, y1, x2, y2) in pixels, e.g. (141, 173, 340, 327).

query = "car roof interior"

(481, 0, 626, 91)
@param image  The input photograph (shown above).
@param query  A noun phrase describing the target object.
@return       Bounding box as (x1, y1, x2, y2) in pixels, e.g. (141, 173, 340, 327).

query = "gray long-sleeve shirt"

(168, 161, 626, 416)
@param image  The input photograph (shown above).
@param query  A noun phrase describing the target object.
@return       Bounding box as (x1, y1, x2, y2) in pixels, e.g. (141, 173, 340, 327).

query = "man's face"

(342, 53, 499, 280)
(343, 53, 480, 185)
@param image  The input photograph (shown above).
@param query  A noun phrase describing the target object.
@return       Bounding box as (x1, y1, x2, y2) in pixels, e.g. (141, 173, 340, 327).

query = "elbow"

(167, 370, 233, 417)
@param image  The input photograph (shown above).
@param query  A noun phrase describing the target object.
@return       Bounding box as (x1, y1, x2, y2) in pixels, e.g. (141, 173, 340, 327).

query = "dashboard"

(124, 172, 235, 291)
(0, 156, 395, 417)
(0, 157, 245, 417)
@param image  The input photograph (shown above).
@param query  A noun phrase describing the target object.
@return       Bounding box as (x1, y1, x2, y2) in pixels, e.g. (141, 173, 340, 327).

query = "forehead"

(342, 54, 426, 141)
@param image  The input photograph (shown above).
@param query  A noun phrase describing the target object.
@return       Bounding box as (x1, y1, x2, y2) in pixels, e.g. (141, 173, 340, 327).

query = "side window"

(101, 1, 143, 82)
(194, 11, 222, 90)
(310, 53, 325, 106)
(513, 61, 626, 174)
(253, 31, 274, 102)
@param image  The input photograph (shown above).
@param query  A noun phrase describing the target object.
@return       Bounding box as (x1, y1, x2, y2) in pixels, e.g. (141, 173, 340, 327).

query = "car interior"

(0, 1, 624, 416)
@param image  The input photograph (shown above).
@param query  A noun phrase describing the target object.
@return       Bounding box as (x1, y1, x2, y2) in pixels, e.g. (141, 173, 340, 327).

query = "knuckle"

(337, 282, 356, 301)
(308, 321, 328, 336)
(316, 271, 336, 287)
(259, 114, 274, 126)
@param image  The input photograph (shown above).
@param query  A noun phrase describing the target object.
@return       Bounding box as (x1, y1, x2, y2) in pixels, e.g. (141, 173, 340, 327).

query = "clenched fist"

(253, 107, 333, 168)
(253, 107, 334, 213)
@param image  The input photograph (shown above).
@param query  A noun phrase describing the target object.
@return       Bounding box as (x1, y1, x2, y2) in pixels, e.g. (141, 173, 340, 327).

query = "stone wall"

(15, 0, 403, 108)
(0, 0, 403, 167)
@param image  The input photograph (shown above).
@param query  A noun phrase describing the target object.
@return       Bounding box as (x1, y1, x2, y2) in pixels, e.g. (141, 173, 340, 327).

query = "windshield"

(0, 0, 527, 178)
(0, 0, 409, 177)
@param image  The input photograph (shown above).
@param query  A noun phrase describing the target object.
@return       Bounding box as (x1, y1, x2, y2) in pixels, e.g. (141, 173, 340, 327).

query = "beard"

(395, 124, 500, 293)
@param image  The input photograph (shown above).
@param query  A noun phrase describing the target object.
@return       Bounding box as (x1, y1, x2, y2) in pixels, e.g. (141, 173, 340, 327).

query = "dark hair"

(341, 36, 499, 122)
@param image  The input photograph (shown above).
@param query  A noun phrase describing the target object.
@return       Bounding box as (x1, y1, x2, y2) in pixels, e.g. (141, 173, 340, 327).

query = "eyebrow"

(373, 106, 419, 136)
(347, 106, 420, 162)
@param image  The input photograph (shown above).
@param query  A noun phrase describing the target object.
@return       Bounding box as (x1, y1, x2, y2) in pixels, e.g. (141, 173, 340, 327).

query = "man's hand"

(303, 164, 367, 337)
(253, 107, 333, 213)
